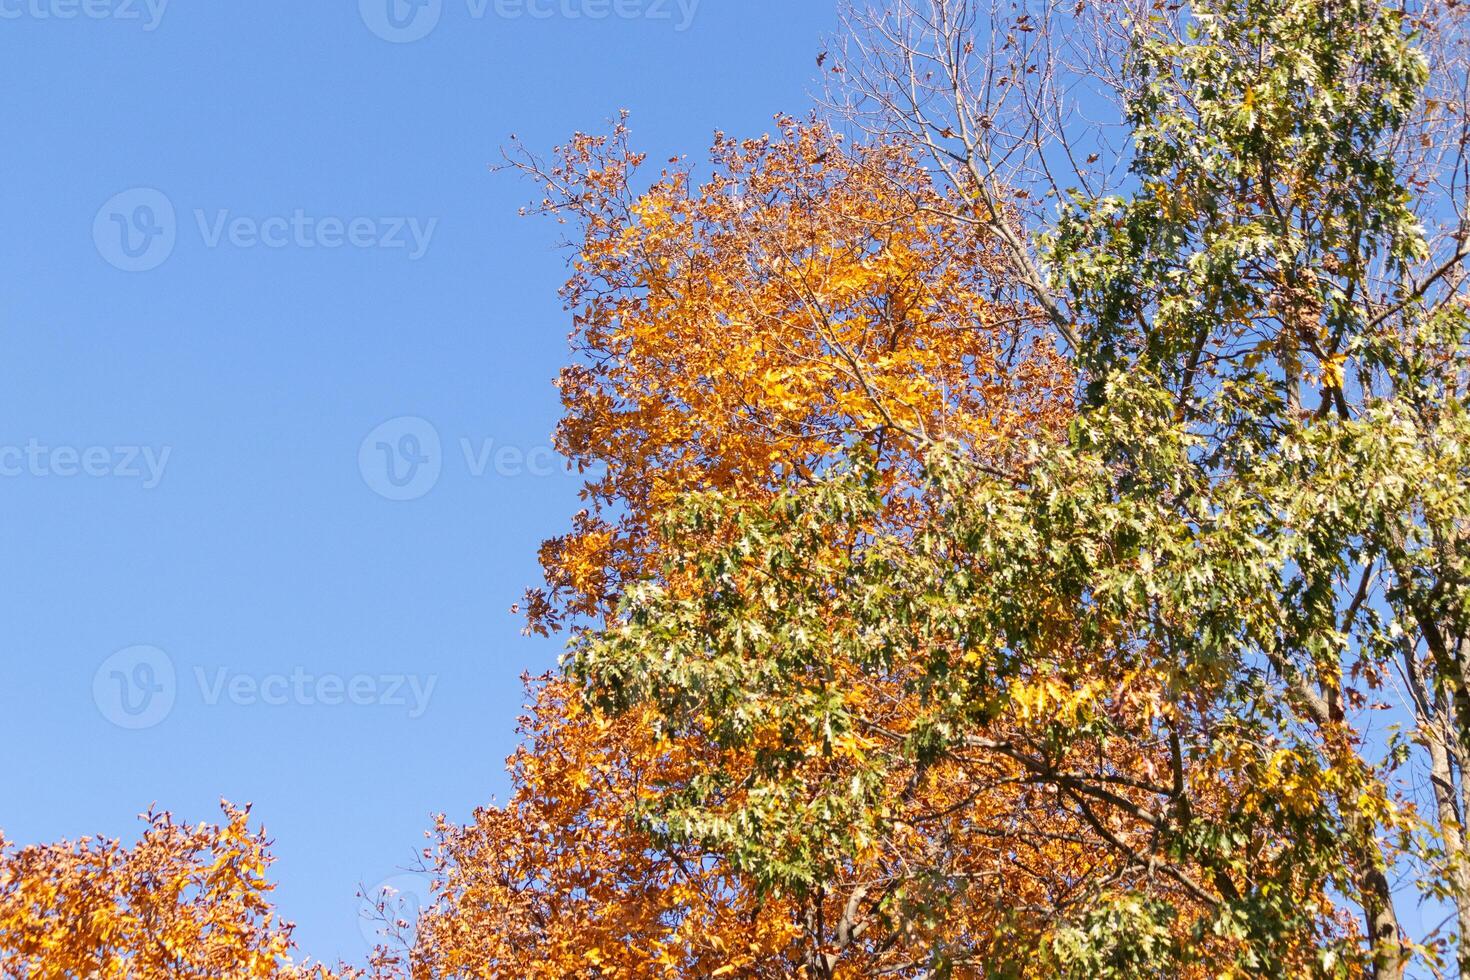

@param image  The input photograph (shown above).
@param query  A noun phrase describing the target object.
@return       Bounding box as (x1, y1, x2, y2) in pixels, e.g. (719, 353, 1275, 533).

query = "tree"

(7, 1, 1470, 976)
(0, 803, 360, 979)
(842, 0, 1470, 972)
(514, 115, 1072, 635)
(448, 0, 1470, 975)
(412, 119, 1324, 976)
(408, 678, 808, 978)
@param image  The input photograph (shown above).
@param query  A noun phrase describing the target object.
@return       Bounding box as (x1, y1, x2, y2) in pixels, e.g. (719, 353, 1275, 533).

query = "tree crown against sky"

(7, 0, 1470, 977)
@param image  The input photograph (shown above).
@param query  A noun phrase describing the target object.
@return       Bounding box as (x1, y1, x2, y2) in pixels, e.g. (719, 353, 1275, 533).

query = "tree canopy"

(7, 0, 1470, 977)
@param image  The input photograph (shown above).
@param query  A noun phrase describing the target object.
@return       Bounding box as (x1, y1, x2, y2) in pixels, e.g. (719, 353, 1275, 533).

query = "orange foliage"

(406, 668, 1225, 978)
(0, 122, 1277, 979)
(397, 123, 1213, 977)
(521, 115, 1073, 633)
(0, 803, 352, 979)
(400, 120, 1332, 977)
(410, 680, 805, 979)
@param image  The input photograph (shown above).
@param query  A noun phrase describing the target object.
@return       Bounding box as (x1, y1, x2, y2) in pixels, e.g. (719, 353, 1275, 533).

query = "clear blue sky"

(0, 1, 838, 964)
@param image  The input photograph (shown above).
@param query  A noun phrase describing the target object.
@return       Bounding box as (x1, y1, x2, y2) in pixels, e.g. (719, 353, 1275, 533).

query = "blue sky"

(0, 1, 838, 964)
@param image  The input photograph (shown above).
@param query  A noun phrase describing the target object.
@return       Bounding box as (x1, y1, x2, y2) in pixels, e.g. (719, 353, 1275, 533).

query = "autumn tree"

(407, 118, 1333, 976)
(411, 119, 1149, 978)
(7, 1, 1470, 977)
(517, 116, 1072, 635)
(0, 803, 361, 979)
(427, 0, 1470, 977)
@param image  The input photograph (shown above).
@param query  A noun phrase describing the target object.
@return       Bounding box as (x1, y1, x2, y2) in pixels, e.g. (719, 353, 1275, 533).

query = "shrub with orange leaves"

(0, 802, 355, 980)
